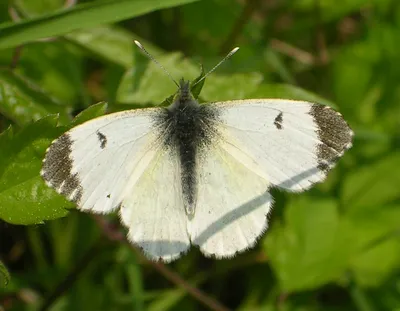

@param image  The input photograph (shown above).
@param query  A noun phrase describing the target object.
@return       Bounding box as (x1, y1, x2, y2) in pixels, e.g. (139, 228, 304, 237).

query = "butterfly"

(41, 42, 353, 262)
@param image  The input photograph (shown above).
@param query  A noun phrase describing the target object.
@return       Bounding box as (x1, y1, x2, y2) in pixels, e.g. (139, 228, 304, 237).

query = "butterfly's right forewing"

(41, 108, 190, 262)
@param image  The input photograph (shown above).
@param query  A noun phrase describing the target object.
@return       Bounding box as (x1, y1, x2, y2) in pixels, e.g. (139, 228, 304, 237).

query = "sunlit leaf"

(0, 70, 70, 126)
(251, 84, 337, 108)
(0, 261, 10, 287)
(0, 104, 108, 225)
(265, 197, 353, 292)
(342, 153, 400, 210)
(0, 0, 199, 50)
(0, 116, 69, 224)
(66, 26, 161, 68)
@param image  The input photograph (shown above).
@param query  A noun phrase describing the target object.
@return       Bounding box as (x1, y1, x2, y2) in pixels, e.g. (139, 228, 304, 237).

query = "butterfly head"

(168, 79, 198, 111)
(177, 79, 193, 102)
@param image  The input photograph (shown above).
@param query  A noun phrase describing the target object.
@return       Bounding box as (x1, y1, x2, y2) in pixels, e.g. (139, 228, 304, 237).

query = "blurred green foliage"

(0, 0, 399, 310)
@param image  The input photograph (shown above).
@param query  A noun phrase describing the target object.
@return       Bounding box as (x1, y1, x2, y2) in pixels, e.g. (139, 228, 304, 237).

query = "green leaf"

(346, 204, 400, 249)
(351, 235, 400, 287)
(0, 0, 198, 50)
(342, 153, 400, 210)
(71, 102, 108, 126)
(117, 51, 262, 105)
(13, 0, 65, 17)
(344, 202, 400, 287)
(265, 197, 353, 292)
(17, 41, 85, 104)
(66, 26, 161, 68)
(0, 70, 70, 126)
(0, 260, 10, 287)
(0, 103, 111, 225)
(159, 95, 175, 107)
(117, 52, 200, 105)
(0, 116, 70, 225)
(190, 65, 205, 99)
(200, 72, 263, 102)
(250, 83, 337, 109)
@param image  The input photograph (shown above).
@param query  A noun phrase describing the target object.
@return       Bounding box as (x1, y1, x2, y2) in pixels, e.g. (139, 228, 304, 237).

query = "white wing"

(42, 109, 158, 212)
(212, 99, 353, 192)
(120, 149, 190, 262)
(41, 109, 190, 262)
(189, 99, 352, 258)
(189, 142, 272, 258)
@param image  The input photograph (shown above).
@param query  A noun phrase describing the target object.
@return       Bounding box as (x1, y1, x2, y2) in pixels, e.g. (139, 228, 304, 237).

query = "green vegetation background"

(0, 0, 399, 310)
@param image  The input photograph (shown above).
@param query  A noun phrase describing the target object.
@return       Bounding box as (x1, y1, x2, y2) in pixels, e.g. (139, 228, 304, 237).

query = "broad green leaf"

(0, 103, 109, 225)
(190, 65, 205, 99)
(0, 70, 70, 126)
(117, 52, 200, 105)
(0, 0, 198, 50)
(66, 26, 161, 68)
(346, 204, 400, 249)
(0, 260, 10, 287)
(351, 236, 400, 287)
(16, 41, 85, 104)
(13, 0, 65, 17)
(250, 84, 337, 108)
(117, 51, 262, 105)
(71, 102, 108, 126)
(0, 116, 70, 224)
(342, 153, 400, 210)
(344, 203, 400, 287)
(200, 72, 263, 102)
(265, 197, 353, 292)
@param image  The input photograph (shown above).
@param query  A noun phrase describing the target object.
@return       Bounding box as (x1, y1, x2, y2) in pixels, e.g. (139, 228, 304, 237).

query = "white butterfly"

(41, 43, 353, 262)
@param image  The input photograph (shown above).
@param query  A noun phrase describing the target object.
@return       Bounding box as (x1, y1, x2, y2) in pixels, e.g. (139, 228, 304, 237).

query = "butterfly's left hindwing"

(189, 143, 272, 258)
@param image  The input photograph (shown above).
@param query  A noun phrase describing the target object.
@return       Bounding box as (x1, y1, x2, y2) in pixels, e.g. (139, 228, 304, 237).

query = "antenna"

(192, 47, 240, 86)
(134, 41, 239, 88)
(134, 40, 179, 88)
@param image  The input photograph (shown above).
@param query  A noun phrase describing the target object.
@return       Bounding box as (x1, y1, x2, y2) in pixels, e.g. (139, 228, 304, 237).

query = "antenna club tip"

(134, 40, 143, 48)
(229, 47, 240, 55)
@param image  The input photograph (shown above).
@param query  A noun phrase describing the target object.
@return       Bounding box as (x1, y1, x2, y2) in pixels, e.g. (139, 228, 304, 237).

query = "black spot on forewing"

(274, 112, 283, 129)
(96, 131, 107, 149)
(309, 104, 353, 171)
(41, 134, 82, 203)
